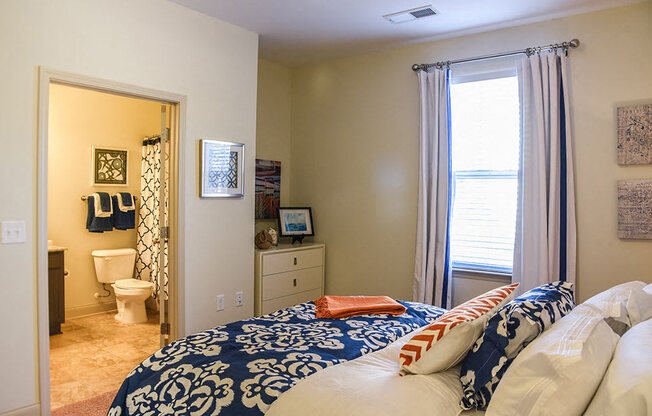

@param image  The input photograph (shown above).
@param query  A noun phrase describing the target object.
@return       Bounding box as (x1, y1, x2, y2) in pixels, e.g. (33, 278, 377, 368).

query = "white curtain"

(136, 137, 168, 300)
(413, 68, 452, 308)
(513, 53, 576, 293)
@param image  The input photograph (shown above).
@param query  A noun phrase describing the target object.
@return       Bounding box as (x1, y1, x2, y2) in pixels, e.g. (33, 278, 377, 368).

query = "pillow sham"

(580, 281, 646, 326)
(486, 302, 623, 416)
(399, 283, 518, 376)
(584, 318, 652, 416)
(459, 281, 575, 411)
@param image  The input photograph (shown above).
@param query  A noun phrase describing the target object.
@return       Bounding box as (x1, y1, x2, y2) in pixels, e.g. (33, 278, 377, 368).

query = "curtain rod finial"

(412, 64, 423, 72)
(569, 39, 580, 48)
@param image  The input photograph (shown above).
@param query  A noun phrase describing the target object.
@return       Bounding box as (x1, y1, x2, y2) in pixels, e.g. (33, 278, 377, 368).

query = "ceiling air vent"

(383, 5, 438, 24)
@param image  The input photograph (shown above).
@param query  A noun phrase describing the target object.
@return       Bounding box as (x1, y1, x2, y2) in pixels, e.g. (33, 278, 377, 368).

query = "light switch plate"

(1, 221, 27, 244)
(217, 294, 225, 311)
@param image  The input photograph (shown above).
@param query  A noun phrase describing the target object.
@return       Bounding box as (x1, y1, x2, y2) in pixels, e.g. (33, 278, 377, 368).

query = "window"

(449, 74, 519, 274)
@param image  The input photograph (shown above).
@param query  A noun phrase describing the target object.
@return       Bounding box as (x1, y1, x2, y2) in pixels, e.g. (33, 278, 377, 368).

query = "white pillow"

(644, 283, 652, 294)
(626, 288, 652, 326)
(582, 281, 648, 326)
(584, 318, 652, 416)
(485, 304, 620, 416)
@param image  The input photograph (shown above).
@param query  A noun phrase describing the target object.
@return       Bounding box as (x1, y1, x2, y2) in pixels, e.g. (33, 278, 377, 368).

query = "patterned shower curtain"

(136, 136, 168, 300)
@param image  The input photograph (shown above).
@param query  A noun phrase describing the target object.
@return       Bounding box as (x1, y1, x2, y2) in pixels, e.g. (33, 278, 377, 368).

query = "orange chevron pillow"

(399, 283, 519, 376)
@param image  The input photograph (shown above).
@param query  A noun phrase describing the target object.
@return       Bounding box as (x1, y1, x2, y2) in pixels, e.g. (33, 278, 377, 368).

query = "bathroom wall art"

(200, 139, 245, 197)
(255, 159, 281, 219)
(617, 103, 652, 165)
(617, 179, 652, 239)
(92, 146, 128, 185)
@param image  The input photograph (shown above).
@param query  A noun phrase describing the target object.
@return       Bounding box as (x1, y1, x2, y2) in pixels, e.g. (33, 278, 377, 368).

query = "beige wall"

(290, 3, 652, 303)
(48, 84, 162, 317)
(0, 0, 258, 412)
(255, 59, 292, 234)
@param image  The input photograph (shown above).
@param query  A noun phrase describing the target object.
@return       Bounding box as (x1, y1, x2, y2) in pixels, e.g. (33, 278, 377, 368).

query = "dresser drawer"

(262, 247, 323, 275)
(263, 266, 322, 301)
(261, 288, 322, 315)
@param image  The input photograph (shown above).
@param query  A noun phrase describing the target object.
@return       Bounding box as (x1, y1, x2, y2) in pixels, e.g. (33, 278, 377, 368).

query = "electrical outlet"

(235, 291, 244, 307)
(217, 294, 225, 311)
(1, 221, 26, 244)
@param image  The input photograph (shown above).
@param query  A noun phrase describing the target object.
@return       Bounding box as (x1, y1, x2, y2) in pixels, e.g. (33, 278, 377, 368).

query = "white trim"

(451, 68, 517, 84)
(65, 302, 117, 319)
(37, 67, 186, 415)
(0, 404, 40, 416)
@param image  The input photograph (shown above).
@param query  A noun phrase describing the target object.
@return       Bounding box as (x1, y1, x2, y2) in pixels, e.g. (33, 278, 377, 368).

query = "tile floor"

(49, 310, 160, 409)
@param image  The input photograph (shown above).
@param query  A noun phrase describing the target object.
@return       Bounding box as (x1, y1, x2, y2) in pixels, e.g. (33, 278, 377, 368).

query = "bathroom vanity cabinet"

(48, 249, 66, 335)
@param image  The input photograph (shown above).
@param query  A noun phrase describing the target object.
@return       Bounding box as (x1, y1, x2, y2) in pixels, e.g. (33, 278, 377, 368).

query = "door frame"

(36, 67, 186, 415)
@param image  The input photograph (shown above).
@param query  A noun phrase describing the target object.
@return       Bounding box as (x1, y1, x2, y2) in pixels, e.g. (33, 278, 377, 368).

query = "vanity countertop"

(48, 245, 68, 253)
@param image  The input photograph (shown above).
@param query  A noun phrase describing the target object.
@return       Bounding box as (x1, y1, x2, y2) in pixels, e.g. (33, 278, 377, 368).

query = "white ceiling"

(170, 0, 642, 66)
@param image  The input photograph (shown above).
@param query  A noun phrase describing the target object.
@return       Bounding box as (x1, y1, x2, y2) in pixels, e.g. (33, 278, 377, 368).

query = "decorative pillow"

(584, 318, 652, 416)
(486, 302, 624, 416)
(399, 283, 519, 376)
(459, 281, 575, 410)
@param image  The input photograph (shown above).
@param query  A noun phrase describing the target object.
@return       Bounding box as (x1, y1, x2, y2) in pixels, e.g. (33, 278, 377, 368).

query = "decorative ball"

(255, 230, 273, 249)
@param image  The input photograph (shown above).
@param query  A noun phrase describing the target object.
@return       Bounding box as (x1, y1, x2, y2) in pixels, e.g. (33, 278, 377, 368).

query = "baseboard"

(0, 403, 40, 416)
(65, 301, 116, 319)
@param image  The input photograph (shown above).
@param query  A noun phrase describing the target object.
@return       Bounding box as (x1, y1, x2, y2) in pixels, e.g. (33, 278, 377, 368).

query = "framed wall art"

(617, 179, 652, 239)
(617, 103, 652, 165)
(277, 207, 314, 244)
(92, 146, 128, 185)
(200, 139, 245, 198)
(255, 159, 281, 219)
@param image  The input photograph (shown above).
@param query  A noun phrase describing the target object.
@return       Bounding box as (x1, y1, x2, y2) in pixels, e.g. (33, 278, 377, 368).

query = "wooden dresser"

(254, 243, 325, 316)
(48, 249, 66, 335)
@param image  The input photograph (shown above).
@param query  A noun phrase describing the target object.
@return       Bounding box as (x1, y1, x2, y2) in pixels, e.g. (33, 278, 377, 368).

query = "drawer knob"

(293, 257, 297, 265)
(293, 278, 297, 287)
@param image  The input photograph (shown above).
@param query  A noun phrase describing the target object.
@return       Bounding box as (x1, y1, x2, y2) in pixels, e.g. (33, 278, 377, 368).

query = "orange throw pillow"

(399, 283, 519, 375)
(314, 295, 407, 319)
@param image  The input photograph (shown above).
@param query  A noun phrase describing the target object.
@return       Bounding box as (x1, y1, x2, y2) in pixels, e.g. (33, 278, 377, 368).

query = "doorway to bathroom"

(38, 69, 184, 414)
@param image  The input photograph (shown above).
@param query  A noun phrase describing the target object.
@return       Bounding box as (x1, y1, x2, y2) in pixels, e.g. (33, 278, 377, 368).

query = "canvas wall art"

(255, 159, 281, 219)
(617, 103, 652, 165)
(93, 147, 127, 185)
(617, 179, 652, 239)
(200, 139, 245, 198)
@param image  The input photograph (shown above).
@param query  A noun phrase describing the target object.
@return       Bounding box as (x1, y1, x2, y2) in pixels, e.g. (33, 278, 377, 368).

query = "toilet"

(91, 248, 154, 324)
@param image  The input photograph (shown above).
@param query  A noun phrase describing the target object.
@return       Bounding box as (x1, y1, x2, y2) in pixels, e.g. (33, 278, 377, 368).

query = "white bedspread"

(267, 332, 482, 416)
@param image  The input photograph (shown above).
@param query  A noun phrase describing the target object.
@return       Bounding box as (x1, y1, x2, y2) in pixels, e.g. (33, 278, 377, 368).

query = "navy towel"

(112, 195, 135, 230)
(86, 197, 113, 233)
(97, 192, 112, 212)
(119, 192, 133, 207)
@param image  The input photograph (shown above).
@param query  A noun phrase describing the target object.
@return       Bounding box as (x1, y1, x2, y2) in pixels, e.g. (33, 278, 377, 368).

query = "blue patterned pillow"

(459, 281, 575, 410)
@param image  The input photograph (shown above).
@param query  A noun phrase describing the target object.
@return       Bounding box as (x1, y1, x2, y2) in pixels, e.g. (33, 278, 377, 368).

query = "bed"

(109, 282, 652, 416)
(108, 300, 446, 415)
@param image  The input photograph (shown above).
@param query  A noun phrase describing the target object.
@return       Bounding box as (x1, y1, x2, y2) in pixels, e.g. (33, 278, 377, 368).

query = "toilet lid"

(114, 278, 154, 290)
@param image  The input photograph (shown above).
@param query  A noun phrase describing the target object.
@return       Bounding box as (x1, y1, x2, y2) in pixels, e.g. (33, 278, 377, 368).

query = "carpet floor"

(51, 390, 117, 416)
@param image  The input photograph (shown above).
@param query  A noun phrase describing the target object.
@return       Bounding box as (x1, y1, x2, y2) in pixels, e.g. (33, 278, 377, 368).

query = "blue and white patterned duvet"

(108, 300, 444, 416)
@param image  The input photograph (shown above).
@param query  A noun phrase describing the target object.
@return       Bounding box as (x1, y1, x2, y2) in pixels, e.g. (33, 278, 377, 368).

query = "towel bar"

(81, 195, 138, 201)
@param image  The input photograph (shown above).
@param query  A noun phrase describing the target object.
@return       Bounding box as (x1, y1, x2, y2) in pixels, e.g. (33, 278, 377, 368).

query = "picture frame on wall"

(92, 146, 128, 186)
(617, 179, 652, 239)
(200, 139, 245, 198)
(255, 159, 281, 219)
(277, 207, 314, 244)
(616, 103, 652, 165)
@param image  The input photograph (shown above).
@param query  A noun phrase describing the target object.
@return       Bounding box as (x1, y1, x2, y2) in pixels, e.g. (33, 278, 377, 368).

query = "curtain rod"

(411, 39, 579, 72)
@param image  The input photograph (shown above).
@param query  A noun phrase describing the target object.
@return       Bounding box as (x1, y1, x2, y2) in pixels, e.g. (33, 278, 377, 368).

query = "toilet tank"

(91, 248, 137, 283)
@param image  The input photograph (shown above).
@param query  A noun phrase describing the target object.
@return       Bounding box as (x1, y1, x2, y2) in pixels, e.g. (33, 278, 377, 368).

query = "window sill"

(452, 267, 511, 283)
